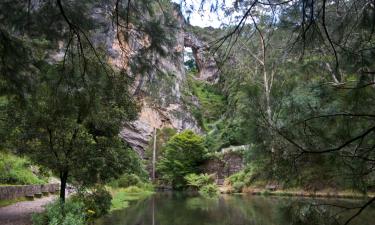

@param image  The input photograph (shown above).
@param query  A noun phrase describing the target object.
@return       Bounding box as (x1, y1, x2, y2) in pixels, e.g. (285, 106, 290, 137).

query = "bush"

(185, 173, 214, 189)
(185, 173, 219, 197)
(0, 152, 47, 185)
(116, 174, 141, 188)
(157, 130, 206, 189)
(199, 184, 219, 198)
(122, 186, 143, 193)
(226, 169, 253, 189)
(80, 188, 112, 218)
(232, 181, 245, 193)
(138, 182, 154, 192)
(32, 200, 86, 225)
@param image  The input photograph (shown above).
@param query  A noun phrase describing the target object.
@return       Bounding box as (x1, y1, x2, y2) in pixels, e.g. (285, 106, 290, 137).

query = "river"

(96, 192, 374, 225)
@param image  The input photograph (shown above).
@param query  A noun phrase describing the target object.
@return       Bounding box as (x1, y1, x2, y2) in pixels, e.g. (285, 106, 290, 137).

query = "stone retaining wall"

(202, 151, 244, 185)
(0, 184, 60, 200)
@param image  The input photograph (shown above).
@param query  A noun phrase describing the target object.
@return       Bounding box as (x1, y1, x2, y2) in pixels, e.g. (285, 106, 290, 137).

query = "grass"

(0, 152, 47, 185)
(0, 197, 28, 207)
(241, 186, 375, 199)
(108, 186, 154, 211)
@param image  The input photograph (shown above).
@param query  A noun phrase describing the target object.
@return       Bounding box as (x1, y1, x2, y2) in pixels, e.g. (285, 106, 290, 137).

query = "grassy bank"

(108, 186, 154, 211)
(0, 152, 49, 185)
(233, 187, 375, 199)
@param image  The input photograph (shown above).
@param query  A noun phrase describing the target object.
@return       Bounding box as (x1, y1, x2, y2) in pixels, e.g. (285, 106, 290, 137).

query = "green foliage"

(184, 58, 198, 74)
(199, 184, 219, 198)
(227, 170, 254, 193)
(232, 182, 245, 193)
(0, 197, 27, 207)
(187, 75, 226, 127)
(116, 174, 142, 188)
(0, 0, 178, 202)
(157, 130, 206, 189)
(185, 173, 219, 197)
(32, 200, 86, 225)
(145, 127, 177, 172)
(185, 173, 214, 189)
(110, 186, 154, 211)
(122, 186, 143, 193)
(227, 171, 249, 186)
(108, 173, 154, 194)
(3, 49, 139, 200)
(77, 188, 112, 218)
(0, 152, 47, 185)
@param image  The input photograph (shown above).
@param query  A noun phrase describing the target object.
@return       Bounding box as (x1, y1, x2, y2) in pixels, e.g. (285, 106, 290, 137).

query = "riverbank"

(108, 186, 154, 211)
(219, 186, 375, 199)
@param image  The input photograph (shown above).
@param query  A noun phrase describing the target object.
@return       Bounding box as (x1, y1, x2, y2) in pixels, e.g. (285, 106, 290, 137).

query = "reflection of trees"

(97, 194, 375, 225)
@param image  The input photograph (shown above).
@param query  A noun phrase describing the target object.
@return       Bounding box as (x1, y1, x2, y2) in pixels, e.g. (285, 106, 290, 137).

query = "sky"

(171, 0, 236, 28)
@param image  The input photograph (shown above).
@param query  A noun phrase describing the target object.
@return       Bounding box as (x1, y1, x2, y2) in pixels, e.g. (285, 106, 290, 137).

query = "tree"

(157, 130, 206, 189)
(0, 0, 177, 202)
(4, 48, 138, 201)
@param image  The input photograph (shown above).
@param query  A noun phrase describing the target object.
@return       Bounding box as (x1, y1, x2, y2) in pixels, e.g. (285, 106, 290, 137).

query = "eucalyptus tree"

(189, 0, 375, 222)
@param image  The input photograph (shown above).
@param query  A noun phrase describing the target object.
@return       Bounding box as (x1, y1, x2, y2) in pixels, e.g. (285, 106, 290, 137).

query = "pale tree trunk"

(256, 24, 274, 153)
(152, 127, 157, 182)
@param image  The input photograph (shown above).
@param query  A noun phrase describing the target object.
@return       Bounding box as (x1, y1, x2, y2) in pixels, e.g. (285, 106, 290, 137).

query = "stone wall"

(201, 151, 244, 185)
(0, 184, 59, 200)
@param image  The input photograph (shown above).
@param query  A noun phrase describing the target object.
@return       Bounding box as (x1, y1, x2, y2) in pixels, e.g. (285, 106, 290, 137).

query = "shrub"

(228, 171, 246, 184)
(226, 169, 253, 190)
(32, 200, 86, 225)
(185, 173, 214, 189)
(117, 174, 141, 188)
(138, 182, 154, 192)
(185, 173, 219, 197)
(199, 184, 219, 198)
(122, 185, 143, 193)
(157, 130, 206, 189)
(232, 181, 245, 193)
(80, 188, 112, 218)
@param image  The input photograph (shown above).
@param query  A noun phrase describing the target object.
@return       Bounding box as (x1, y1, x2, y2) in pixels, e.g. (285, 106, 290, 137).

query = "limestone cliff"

(89, 3, 220, 156)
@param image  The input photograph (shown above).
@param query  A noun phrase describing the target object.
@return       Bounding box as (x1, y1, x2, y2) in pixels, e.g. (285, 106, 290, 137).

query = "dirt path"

(0, 195, 56, 225)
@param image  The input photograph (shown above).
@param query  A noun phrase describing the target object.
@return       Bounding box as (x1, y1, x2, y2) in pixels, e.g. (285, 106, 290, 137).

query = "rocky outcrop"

(119, 101, 200, 157)
(87, 3, 219, 156)
(184, 32, 219, 82)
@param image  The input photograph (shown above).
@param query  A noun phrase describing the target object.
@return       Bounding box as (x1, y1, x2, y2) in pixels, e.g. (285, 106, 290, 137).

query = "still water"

(96, 193, 375, 225)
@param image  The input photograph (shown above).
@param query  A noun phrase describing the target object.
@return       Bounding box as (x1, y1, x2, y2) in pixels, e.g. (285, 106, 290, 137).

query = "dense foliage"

(0, 0, 174, 203)
(32, 200, 87, 225)
(186, 0, 375, 196)
(185, 173, 219, 197)
(157, 130, 206, 189)
(0, 152, 49, 185)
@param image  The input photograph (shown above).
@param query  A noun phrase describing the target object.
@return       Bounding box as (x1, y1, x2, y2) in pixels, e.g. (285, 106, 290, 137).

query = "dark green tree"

(157, 130, 206, 189)
(5, 49, 138, 201)
(0, 0, 177, 202)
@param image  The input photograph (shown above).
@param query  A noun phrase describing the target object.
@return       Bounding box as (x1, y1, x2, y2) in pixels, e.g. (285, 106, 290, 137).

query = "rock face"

(31, 2, 219, 157)
(201, 151, 244, 185)
(91, 3, 220, 157)
(184, 32, 220, 82)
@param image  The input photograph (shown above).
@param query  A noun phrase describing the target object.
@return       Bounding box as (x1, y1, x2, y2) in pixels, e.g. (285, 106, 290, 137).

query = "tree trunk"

(152, 127, 157, 182)
(59, 170, 68, 203)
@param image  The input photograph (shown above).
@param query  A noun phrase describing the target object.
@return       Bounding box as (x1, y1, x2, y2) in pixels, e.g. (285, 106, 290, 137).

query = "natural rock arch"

(184, 32, 219, 82)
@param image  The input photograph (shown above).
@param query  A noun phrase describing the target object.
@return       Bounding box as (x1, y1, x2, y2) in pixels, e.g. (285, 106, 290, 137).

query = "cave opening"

(184, 47, 198, 76)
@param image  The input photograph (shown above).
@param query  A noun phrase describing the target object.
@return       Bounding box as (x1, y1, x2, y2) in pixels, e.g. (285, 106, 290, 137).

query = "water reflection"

(96, 193, 374, 225)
